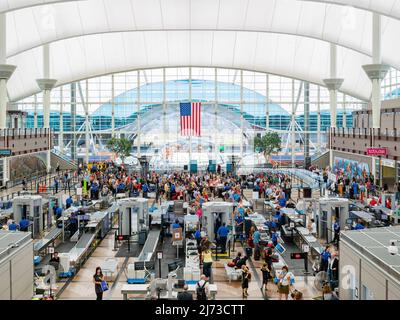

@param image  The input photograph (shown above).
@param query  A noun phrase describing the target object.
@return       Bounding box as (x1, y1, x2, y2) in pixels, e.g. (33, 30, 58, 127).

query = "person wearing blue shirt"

(273, 212, 281, 226)
(278, 197, 287, 208)
(8, 221, 19, 231)
(91, 182, 99, 200)
(271, 231, 278, 246)
(235, 214, 244, 237)
(142, 183, 149, 198)
(238, 207, 245, 218)
(217, 223, 229, 254)
(172, 219, 181, 229)
(354, 220, 365, 230)
(55, 206, 63, 220)
(117, 182, 126, 193)
(194, 228, 202, 246)
(253, 229, 261, 259)
(352, 180, 359, 200)
(268, 219, 278, 232)
(66, 196, 73, 209)
(332, 219, 340, 244)
(253, 230, 261, 244)
(19, 218, 29, 232)
(233, 193, 241, 202)
(320, 246, 331, 272)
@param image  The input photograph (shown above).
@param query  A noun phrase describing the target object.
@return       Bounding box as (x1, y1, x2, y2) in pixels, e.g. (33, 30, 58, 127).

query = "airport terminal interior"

(1, 0, 400, 301)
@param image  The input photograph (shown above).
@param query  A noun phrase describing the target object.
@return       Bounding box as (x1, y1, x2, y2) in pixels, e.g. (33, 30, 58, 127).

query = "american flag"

(180, 102, 201, 136)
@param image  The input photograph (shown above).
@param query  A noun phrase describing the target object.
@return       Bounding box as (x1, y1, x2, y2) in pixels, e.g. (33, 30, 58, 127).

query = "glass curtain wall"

(11, 67, 366, 167)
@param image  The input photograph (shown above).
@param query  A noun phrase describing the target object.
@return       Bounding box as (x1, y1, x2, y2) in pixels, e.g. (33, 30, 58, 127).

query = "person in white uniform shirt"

(309, 218, 317, 236)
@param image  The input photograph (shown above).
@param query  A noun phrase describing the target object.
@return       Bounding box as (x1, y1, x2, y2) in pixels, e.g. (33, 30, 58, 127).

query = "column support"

(323, 43, 344, 168)
(214, 68, 219, 163)
(291, 79, 296, 167)
(362, 12, 390, 142)
(59, 87, 64, 151)
(189, 67, 192, 163)
(163, 68, 167, 155)
(111, 74, 115, 138)
(266, 74, 269, 131)
(317, 86, 321, 154)
(240, 70, 244, 159)
(34, 94, 38, 128)
(342, 93, 347, 128)
(137, 71, 141, 159)
(304, 82, 311, 169)
(85, 79, 89, 164)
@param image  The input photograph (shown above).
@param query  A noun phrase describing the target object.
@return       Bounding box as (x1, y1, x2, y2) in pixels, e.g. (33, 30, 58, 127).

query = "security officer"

(320, 246, 331, 272)
(332, 219, 340, 245)
(217, 223, 229, 254)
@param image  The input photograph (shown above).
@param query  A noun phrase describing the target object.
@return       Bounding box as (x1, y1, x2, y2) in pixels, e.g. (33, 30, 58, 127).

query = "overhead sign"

(0, 149, 11, 157)
(367, 148, 388, 156)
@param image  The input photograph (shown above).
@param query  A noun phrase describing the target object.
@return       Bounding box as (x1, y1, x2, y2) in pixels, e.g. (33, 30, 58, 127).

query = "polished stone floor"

(58, 233, 320, 300)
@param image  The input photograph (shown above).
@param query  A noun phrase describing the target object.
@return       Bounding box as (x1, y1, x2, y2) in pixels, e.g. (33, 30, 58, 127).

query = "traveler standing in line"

(177, 284, 193, 300)
(241, 265, 251, 298)
(277, 266, 294, 300)
(201, 247, 213, 279)
(93, 267, 105, 300)
(260, 263, 272, 297)
(196, 275, 210, 300)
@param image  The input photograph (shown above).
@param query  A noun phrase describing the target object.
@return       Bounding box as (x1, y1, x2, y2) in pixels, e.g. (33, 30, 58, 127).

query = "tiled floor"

(58, 230, 320, 300)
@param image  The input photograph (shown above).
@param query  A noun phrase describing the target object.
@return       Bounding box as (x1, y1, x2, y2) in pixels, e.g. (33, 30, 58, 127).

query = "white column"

(214, 68, 219, 162)
(0, 13, 16, 186)
(85, 80, 89, 164)
(163, 68, 167, 150)
(266, 74, 269, 130)
(317, 86, 321, 153)
(323, 43, 343, 168)
(189, 67, 192, 163)
(362, 13, 389, 132)
(0, 78, 7, 129)
(34, 94, 38, 128)
(291, 79, 296, 167)
(137, 71, 141, 158)
(372, 13, 381, 65)
(111, 74, 115, 138)
(240, 70, 244, 159)
(342, 93, 347, 128)
(36, 44, 57, 173)
(59, 88, 63, 151)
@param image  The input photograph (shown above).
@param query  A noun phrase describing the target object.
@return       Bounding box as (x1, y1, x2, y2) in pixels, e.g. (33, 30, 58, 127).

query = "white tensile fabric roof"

(4, 0, 400, 102)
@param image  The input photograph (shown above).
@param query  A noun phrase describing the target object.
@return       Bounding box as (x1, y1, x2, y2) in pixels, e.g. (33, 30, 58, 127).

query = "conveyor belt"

(33, 226, 63, 252)
(137, 229, 160, 262)
(69, 232, 96, 263)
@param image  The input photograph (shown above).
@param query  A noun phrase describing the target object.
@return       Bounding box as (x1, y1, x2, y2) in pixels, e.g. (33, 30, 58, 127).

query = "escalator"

(50, 150, 77, 170)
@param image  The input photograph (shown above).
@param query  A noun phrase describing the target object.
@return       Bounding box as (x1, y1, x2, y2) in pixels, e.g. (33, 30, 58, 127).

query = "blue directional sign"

(0, 149, 12, 156)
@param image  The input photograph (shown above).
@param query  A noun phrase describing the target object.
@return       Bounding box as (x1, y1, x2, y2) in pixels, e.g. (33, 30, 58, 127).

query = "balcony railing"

(0, 128, 51, 137)
(329, 127, 400, 139)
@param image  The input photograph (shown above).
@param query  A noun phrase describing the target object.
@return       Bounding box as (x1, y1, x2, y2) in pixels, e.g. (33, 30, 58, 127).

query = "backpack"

(196, 281, 207, 300)
(247, 271, 252, 281)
